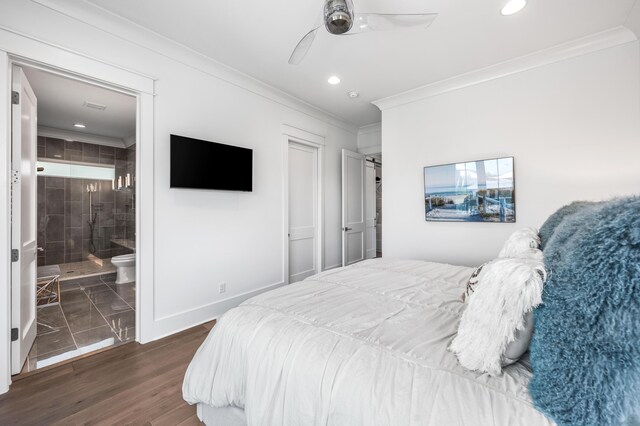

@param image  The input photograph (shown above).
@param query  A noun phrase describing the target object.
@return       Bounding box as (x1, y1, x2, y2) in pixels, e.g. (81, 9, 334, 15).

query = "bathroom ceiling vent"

(83, 101, 107, 111)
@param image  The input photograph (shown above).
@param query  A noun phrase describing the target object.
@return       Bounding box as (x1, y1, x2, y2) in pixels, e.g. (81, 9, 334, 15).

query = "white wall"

(357, 123, 382, 155)
(0, 0, 357, 390)
(380, 41, 640, 267)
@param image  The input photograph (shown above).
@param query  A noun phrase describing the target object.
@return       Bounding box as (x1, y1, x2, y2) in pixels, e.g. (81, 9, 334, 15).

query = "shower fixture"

(87, 184, 98, 255)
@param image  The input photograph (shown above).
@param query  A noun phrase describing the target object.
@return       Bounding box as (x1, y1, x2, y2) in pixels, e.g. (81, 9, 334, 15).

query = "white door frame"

(281, 125, 324, 285)
(0, 39, 155, 393)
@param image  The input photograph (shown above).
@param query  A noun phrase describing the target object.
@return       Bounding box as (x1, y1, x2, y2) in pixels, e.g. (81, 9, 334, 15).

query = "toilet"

(111, 253, 136, 284)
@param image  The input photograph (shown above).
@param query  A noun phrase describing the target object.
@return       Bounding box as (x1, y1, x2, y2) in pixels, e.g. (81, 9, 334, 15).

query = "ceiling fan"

(289, 0, 438, 65)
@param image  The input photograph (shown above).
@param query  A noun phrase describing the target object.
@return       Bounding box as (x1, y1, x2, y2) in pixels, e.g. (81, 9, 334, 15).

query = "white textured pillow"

(498, 227, 543, 259)
(450, 258, 546, 376)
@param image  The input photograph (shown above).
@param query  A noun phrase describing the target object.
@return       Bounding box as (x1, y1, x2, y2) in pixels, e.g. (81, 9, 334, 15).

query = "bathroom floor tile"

(60, 289, 89, 306)
(59, 282, 80, 293)
(105, 310, 135, 336)
(31, 327, 76, 358)
(93, 297, 131, 317)
(84, 288, 120, 306)
(82, 283, 113, 296)
(64, 303, 109, 334)
(73, 325, 119, 350)
(37, 305, 67, 335)
(109, 283, 136, 308)
(60, 298, 95, 318)
(115, 327, 135, 343)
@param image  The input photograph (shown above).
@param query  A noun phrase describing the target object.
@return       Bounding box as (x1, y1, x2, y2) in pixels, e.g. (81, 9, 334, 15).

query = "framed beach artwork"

(424, 157, 515, 223)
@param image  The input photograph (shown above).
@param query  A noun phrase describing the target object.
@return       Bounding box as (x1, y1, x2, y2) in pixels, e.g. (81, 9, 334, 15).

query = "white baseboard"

(323, 263, 342, 271)
(148, 280, 286, 342)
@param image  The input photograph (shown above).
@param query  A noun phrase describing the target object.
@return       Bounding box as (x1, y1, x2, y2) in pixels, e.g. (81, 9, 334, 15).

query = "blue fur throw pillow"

(538, 201, 598, 250)
(529, 196, 640, 426)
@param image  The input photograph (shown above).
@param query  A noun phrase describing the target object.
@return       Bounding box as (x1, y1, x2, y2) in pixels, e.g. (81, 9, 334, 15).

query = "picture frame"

(424, 157, 515, 223)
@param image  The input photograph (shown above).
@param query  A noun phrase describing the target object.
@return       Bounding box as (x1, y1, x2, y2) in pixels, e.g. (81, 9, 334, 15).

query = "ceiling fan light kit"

(325, 0, 354, 35)
(288, 0, 438, 65)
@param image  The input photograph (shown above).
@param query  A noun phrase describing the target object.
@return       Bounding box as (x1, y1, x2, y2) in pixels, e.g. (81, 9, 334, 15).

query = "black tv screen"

(170, 134, 253, 191)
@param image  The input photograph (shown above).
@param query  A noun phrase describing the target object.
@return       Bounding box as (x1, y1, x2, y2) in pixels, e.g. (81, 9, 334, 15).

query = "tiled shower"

(37, 137, 135, 269)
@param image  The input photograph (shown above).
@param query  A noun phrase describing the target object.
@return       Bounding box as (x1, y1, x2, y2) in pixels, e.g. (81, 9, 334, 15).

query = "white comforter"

(183, 259, 554, 426)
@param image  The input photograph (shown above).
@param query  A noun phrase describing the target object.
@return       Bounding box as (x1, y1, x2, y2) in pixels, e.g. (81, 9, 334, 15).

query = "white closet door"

(11, 66, 38, 374)
(365, 161, 376, 259)
(288, 142, 318, 283)
(341, 149, 365, 266)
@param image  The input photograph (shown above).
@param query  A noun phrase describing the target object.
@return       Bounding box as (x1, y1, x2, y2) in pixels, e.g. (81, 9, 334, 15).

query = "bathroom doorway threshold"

(12, 340, 135, 382)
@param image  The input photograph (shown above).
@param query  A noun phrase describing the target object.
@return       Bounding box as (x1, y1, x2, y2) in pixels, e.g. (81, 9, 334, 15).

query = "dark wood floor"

(0, 320, 216, 425)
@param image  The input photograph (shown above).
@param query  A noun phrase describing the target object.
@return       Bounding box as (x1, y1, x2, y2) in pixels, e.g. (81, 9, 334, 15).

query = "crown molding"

(357, 122, 382, 136)
(373, 26, 638, 111)
(625, 0, 640, 40)
(123, 135, 136, 148)
(28, 0, 358, 135)
(38, 126, 126, 148)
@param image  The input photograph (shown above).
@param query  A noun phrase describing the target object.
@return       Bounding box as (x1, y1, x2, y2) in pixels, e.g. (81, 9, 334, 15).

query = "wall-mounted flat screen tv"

(424, 156, 515, 222)
(170, 134, 253, 192)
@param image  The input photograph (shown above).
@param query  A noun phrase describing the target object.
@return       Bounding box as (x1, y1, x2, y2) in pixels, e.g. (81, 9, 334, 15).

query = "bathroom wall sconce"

(113, 173, 132, 191)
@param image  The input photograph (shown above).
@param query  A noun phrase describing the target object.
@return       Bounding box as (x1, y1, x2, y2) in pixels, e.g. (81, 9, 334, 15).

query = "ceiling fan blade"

(346, 13, 438, 34)
(289, 27, 320, 65)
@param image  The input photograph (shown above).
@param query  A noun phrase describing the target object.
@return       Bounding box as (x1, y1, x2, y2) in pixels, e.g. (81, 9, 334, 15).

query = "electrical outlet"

(219, 282, 226, 294)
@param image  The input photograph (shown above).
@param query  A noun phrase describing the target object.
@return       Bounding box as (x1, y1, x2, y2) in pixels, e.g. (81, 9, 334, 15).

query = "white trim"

(373, 26, 638, 111)
(0, 51, 11, 395)
(357, 122, 382, 136)
(358, 145, 383, 156)
(281, 124, 326, 146)
(136, 92, 154, 344)
(324, 263, 343, 272)
(23, 0, 358, 135)
(282, 126, 326, 284)
(0, 45, 155, 392)
(151, 280, 286, 341)
(38, 126, 127, 148)
(0, 27, 155, 95)
(123, 135, 136, 148)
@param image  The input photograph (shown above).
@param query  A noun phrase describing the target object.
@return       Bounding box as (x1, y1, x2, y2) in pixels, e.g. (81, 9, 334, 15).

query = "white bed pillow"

(450, 257, 546, 376)
(462, 228, 542, 303)
(498, 227, 542, 259)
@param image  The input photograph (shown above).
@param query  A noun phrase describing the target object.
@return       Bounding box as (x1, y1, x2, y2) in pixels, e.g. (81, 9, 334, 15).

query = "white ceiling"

(22, 67, 136, 140)
(86, 0, 637, 127)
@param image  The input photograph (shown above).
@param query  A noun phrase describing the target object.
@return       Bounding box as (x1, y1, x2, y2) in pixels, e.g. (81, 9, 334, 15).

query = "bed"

(183, 258, 554, 426)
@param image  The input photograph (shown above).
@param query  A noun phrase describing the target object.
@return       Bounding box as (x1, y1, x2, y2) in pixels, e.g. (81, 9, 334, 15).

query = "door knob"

(343, 227, 352, 231)
(37, 247, 44, 252)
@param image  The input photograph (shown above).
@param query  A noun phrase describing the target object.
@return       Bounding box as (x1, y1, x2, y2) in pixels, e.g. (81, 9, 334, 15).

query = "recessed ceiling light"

(74, 123, 86, 128)
(328, 75, 341, 85)
(501, 0, 527, 15)
(348, 91, 360, 98)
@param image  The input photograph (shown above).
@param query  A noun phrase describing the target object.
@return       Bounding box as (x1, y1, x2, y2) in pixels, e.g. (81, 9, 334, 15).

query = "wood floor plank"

(0, 321, 215, 425)
(150, 401, 199, 426)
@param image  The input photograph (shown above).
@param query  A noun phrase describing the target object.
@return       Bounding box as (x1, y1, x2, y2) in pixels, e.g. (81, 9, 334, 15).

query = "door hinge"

(11, 170, 19, 184)
(11, 249, 19, 262)
(11, 328, 18, 342)
(11, 91, 19, 105)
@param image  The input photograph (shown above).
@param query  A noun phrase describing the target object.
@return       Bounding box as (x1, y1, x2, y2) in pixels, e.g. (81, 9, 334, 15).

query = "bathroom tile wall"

(37, 137, 136, 267)
(114, 144, 136, 253)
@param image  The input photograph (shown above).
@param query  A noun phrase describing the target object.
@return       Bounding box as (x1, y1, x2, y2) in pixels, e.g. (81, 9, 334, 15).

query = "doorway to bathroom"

(11, 64, 138, 375)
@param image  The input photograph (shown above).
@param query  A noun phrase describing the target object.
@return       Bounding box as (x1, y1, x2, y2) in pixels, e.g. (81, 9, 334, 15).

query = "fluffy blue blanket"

(529, 197, 640, 426)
